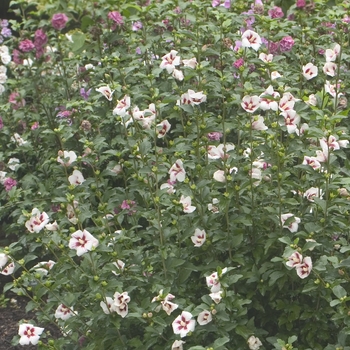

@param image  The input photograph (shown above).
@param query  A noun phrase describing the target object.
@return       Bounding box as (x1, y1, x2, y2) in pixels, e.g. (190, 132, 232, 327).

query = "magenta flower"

(108, 11, 124, 29)
(233, 58, 244, 68)
(34, 29, 48, 49)
(296, 0, 306, 8)
(19, 39, 35, 53)
(279, 36, 295, 52)
(12, 49, 23, 64)
(3, 177, 17, 191)
(9, 92, 26, 110)
(268, 6, 284, 19)
(52, 13, 69, 30)
(0, 116, 3, 129)
(207, 132, 222, 141)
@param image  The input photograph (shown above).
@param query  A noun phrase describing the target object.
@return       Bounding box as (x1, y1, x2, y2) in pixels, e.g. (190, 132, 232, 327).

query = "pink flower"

(68, 229, 99, 256)
(296, 0, 306, 8)
(259, 85, 280, 111)
(9, 92, 25, 110)
(281, 110, 300, 134)
(108, 11, 124, 26)
(304, 187, 322, 202)
(259, 53, 273, 63)
(302, 156, 321, 170)
(172, 311, 196, 338)
(132, 21, 143, 31)
(34, 29, 48, 49)
(169, 160, 186, 182)
(268, 6, 284, 19)
(19, 39, 35, 52)
(191, 228, 206, 247)
(197, 310, 212, 325)
(252, 115, 268, 130)
(209, 291, 223, 304)
(286, 251, 303, 268)
(51, 13, 69, 30)
(3, 177, 17, 191)
(325, 44, 340, 62)
(323, 62, 337, 77)
(279, 36, 295, 52)
(207, 132, 222, 141)
(296, 257, 312, 279)
(233, 58, 244, 69)
(18, 324, 44, 345)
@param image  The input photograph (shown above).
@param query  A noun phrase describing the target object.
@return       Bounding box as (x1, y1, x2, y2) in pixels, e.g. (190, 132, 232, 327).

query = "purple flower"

(136, 47, 142, 55)
(34, 29, 48, 49)
(279, 36, 295, 52)
(132, 21, 143, 31)
(207, 132, 223, 141)
(57, 110, 72, 118)
(51, 13, 69, 30)
(0, 116, 3, 129)
(12, 49, 23, 64)
(19, 39, 35, 53)
(31, 121, 39, 130)
(212, 0, 220, 6)
(1, 27, 11, 38)
(252, 0, 264, 14)
(80, 88, 91, 100)
(268, 41, 280, 55)
(268, 6, 284, 19)
(3, 177, 17, 191)
(1, 20, 9, 28)
(120, 200, 136, 215)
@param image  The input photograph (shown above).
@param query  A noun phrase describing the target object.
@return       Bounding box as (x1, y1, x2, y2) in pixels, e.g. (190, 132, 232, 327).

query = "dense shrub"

(1, 0, 350, 349)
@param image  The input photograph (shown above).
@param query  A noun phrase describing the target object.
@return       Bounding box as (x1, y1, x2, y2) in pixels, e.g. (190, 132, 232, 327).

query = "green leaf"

(332, 285, 347, 299)
(213, 336, 230, 347)
(71, 32, 86, 51)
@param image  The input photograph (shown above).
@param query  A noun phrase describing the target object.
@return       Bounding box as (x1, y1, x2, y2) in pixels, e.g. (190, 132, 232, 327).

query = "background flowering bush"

(1, 0, 350, 349)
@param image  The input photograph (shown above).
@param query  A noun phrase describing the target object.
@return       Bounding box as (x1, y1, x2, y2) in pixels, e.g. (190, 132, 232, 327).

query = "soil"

(0, 275, 61, 349)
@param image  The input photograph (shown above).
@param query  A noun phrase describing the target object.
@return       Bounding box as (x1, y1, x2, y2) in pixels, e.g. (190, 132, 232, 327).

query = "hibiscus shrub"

(1, 0, 350, 349)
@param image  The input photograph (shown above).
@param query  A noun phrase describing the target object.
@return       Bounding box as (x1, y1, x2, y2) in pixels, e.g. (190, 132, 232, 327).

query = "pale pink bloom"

(182, 57, 197, 68)
(45, 221, 59, 231)
(209, 291, 223, 304)
(172, 69, 184, 81)
(325, 43, 341, 62)
(188, 89, 207, 105)
(271, 71, 282, 80)
(25, 208, 50, 233)
(96, 85, 114, 101)
(69, 229, 99, 256)
(55, 304, 75, 320)
(304, 187, 322, 202)
(157, 120, 171, 138)
(252, 115, 268, 130)
(315, 150, 328, 163)
(169, 160, 186, 182)
(297, 123, 309, 136)
(207, 143, 235, 160)
(321, 135, 340, 152)
(68, 169, 85, 186)
(306, 94, 317, 106)
(278, 95, 295, 112)
(281, 213, 301, 233)
(281, 110, 300, 134)
(160, 50, 181, 73)
(206, 272, 220, 292)
(248, 335, 263, 350)
(18, 323, 44, 345)
(1, 261, 15, 275)
(286, 251, 303, 268)
(179, 195, 196, 213)
(241, 29, 262, 51)
(57, 150, 77, 166)
(161, 300, 179, 315)
(241, 95, 260, 113)
(197, 310, 212, 325)
(191, 228, 206, 247)
(213, 170, 226, 183)
(0, 253, 8, 269)
(296, 256, 312, 279)
(172, 311, 196, 337)
(302, 156, 321, 170)
(259, 53, 273, 63)
(100, 297, 117, 314)
(172, 340, 185, 350)
(160, 182, 176, 194)
(259, 85, 279, 111)
(323, 62, 337, 77)
(302, 63, 318, 80)
(324, 80, 343, 98)
(113, 95, 131, 116)
(32, 260, 55, 275)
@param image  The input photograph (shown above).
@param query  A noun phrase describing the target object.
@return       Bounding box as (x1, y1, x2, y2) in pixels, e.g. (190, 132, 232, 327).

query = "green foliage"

(1, 0, 350, 349)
